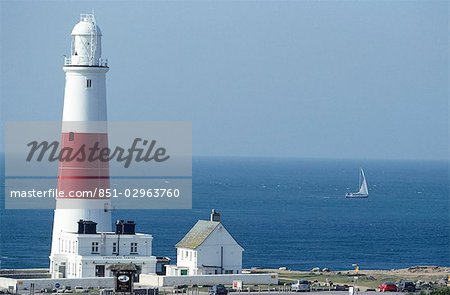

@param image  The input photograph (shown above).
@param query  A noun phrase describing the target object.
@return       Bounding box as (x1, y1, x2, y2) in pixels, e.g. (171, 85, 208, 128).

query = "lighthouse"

(50, 13, 111, 251)
(49, 14, 156, 279)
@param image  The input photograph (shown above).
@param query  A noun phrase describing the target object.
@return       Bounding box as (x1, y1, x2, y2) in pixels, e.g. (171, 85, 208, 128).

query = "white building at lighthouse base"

(50, 220, 157, 279)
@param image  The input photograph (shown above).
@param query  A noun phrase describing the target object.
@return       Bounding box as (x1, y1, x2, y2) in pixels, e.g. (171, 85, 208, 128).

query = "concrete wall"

(0, 277, 114, 292)
(0, 269, 50, 279)
(139, 273, 278, 287)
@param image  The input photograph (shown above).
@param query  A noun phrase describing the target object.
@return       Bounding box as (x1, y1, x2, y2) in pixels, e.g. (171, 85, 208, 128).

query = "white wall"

(75, 233, 152, 257)
(176, 248, 197, 273)
(50, 232, 155, 278)
(79, 256, 157, 277)
(165, 265, 189, 276)
(139, 273, 278, 287)
(0, 278, 16, 291)
(176, 224, 243, 275)
(197, 226, 243, 274)
(0, 277, 114, 292)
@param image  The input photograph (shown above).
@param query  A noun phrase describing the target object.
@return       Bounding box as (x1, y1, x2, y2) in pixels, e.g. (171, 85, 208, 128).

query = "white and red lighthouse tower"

(49, 14, 156, 279)
(50, 13, 111, 269)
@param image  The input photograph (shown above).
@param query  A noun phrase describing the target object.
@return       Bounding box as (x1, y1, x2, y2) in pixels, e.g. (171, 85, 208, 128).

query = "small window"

(86, 79, 92, 88)
(69, 132, 74, 141)
(91, 242, 99, 253)
(112, 242, 117, 254)
(130, 242, 137, 253)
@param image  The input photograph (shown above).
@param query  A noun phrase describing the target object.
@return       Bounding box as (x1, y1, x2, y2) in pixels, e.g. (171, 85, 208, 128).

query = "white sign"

(118, 275, 130, 283)
(102, 256, 136, 260)
(233, 280, 243, 290)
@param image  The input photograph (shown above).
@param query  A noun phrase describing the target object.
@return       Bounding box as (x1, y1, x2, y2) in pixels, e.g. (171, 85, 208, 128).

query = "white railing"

(80, 13, 95, 23)
(99, 58, 108, 66)
(64, 57, 108, 67)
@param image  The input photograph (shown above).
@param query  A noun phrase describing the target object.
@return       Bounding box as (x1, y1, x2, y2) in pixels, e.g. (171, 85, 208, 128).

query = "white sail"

(346, 168, 369, 198)
(358, 169, 368, 195)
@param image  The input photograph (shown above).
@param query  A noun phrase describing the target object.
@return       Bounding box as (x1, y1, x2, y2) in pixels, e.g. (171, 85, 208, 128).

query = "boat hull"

(345, 193, 369, 198)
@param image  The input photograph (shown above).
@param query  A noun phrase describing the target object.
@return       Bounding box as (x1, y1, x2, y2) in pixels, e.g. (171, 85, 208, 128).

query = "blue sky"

(1, 1, 448, 160)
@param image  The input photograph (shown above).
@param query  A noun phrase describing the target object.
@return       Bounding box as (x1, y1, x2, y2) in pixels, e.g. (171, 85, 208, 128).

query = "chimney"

(77, 220, 97, 234)
(210, 209, 221, 222)
(115, 219, 136, 235)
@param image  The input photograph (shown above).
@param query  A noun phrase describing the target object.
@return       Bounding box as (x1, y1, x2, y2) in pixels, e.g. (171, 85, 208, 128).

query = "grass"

(251, 269, 448, 290)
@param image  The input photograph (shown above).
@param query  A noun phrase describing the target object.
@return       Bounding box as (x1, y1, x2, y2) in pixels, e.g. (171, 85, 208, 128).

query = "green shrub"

(430, 287, 450, 295)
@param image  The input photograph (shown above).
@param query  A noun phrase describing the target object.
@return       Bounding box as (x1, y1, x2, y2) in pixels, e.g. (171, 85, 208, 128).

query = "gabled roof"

(175, 220, 221, 249)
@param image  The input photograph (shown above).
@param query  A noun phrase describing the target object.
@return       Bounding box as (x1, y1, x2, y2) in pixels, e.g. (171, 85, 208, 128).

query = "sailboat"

(345, 168, 369, 198)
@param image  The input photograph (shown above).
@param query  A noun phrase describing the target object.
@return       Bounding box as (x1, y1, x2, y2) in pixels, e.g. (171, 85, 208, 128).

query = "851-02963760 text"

(9, 188, 181, 199)
(101, 188, 180, 198)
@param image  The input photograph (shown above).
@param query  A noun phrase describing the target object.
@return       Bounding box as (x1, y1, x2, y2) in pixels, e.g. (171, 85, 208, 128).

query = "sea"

(0, 157, 449, 270)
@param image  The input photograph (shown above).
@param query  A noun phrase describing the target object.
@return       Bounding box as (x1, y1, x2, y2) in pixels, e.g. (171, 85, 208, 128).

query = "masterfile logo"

(26, 137, 170, 168)
(5, 121, 192, 210)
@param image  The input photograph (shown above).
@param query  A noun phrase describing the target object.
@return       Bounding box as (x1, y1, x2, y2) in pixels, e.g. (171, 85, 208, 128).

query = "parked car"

(396, 281, 416, 292)
(292, 280, 311, 292)
(335, 285, 350, 291)
(174, 285, 188, 294)
(379, 282, 398, 292)
(209, 285, 228, 295)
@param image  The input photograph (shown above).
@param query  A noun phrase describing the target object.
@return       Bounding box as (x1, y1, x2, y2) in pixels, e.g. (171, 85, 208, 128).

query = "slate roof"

(175, 220, 221, 249)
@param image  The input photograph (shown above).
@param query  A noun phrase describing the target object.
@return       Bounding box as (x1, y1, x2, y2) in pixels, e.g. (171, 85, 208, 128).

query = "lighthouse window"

(69, 132, 74, 141)
(91, 242, 99, 253)
(86, 79, 92, 88)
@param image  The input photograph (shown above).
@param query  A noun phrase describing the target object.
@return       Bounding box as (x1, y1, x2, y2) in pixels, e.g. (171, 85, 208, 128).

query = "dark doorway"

(95, 265, 105, 277)
(58, 264, 66, 278)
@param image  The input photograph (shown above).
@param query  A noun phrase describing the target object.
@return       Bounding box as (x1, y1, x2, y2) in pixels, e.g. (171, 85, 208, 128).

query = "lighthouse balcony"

(64, 56, 108, 67)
